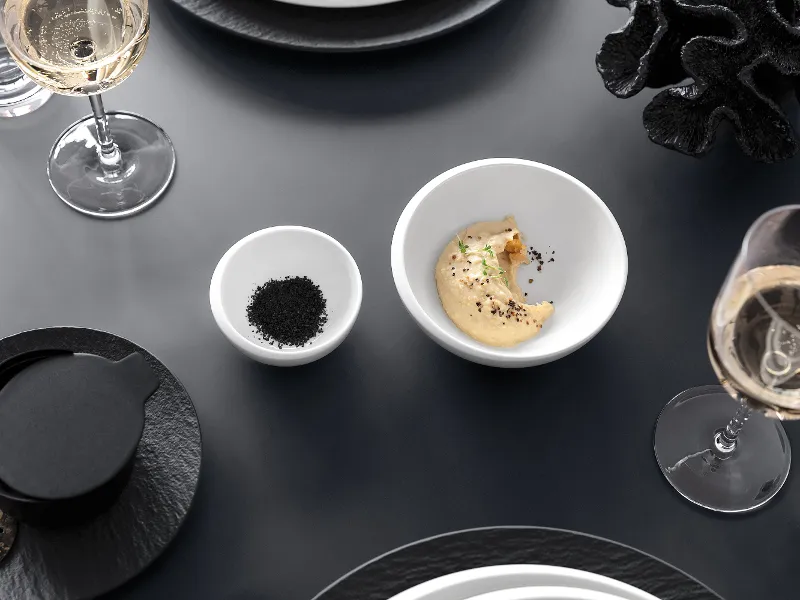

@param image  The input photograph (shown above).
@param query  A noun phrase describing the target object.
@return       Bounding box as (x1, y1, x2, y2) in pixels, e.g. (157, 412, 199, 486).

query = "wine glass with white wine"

(0, 0, 174, 218)
(654, 205, 800, 513)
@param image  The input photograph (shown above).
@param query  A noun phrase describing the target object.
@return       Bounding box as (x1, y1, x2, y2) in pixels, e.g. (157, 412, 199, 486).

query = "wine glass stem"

(89, 94, 122, 175)
(714, 398, 752, 454)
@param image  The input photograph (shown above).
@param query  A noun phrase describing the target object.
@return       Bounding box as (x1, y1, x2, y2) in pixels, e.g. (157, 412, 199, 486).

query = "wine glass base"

(654, 386, 791, 514)
(47, 111, 176, 219)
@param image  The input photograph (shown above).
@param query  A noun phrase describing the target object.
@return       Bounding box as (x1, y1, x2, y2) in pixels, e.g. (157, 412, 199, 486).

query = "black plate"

(0, 328, 202, 600)
(313, 527, 723, 600)
(164, 0, 507, 52)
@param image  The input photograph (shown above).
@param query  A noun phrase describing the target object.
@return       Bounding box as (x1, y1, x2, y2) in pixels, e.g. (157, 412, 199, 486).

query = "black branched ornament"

(597, 0, 800, 162)
(597, 0, 731, 98)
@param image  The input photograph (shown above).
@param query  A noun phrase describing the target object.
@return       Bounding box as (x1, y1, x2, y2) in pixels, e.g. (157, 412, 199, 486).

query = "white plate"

(272, 0, 405, 8)
(470, 587, 631, 600)
(387, 566, 659, 600)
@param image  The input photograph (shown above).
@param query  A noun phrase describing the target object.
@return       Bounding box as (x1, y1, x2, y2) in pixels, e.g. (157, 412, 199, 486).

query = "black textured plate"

(313, 527, 723, 600)
(164, 0, 507, 52)
(0, 327, 202, 600)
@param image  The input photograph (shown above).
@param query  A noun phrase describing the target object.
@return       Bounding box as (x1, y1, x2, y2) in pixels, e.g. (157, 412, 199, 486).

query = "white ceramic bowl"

(385, 565, 658, 600)
(391, 159, 627, 368)
(210, 226, 362, 367)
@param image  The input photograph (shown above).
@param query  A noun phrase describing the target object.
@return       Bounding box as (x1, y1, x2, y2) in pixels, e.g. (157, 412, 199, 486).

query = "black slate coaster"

(313, 527, 723, 600)
(165, 0, 506, 52)
(0, 328, 202, 600)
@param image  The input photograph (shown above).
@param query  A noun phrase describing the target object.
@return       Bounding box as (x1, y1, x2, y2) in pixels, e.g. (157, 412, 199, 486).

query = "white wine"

(2, 0, 148, 95)
(709, 264, 800, 418)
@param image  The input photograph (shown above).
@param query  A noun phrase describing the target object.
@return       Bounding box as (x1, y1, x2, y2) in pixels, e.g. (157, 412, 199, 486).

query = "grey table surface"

(1, 1, 799, 599)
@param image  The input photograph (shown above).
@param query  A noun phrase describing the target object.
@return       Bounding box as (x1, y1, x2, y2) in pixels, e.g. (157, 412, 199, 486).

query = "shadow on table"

(157, 0, 557, 116)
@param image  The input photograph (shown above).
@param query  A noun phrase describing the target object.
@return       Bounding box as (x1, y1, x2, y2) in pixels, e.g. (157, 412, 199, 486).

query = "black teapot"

(0, 351, 159, 526)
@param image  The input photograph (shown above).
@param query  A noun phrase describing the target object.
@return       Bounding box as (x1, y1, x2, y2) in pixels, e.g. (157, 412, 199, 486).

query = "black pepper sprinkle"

(548, 258, 555, 263)
(528, 279, 533, 284)
(246, 276, 328, 348)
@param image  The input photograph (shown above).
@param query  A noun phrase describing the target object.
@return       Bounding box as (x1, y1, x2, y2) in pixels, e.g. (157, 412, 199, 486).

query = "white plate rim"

(386, 565, 659, 600)
(467, 586, 638, 600)
(271, 0, 405, 8)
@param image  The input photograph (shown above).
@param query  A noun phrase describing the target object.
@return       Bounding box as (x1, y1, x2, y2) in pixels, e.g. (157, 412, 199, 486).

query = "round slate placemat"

(0, 327, 202, 600)
(165, 0, 506, 52)
(313, 527, 723, 600)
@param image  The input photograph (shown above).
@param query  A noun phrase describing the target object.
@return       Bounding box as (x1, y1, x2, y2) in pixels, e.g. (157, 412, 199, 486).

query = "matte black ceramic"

(0, 351, 159, 526)
(0, 327, 202, 600)
(165, 0, 506, 52)
(313, 527, 723, 600)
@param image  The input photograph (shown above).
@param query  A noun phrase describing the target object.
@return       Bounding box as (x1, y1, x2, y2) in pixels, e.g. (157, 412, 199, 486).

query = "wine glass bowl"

(708, 207, 800, 419)
(1, 0, 149, 96)
(0, 0, 174, 218)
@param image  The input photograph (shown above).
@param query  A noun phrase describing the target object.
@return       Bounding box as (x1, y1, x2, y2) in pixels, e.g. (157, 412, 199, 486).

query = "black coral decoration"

(597, 0, 800, 162)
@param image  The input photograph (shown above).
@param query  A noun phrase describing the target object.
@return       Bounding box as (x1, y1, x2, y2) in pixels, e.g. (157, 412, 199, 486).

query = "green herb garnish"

(454, 237, 509, 288)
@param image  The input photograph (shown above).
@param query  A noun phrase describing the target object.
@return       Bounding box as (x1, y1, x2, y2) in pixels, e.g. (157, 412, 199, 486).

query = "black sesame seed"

(246, 276, 328, 348)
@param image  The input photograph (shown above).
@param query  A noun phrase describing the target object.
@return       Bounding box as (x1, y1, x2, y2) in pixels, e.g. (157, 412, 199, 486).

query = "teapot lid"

(0, 352, 159, 500)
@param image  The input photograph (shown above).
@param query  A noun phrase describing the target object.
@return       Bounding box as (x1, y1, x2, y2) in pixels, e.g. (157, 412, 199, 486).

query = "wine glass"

(0, 38, 50, 117)
(0, 0, 175, 218)
(654, 205, 800, 513)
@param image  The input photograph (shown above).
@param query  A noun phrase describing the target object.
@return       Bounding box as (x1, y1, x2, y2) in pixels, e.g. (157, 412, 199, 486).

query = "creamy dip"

(435, 216, 554, 347)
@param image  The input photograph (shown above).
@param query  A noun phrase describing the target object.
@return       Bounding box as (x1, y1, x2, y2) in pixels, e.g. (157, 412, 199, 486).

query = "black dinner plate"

(164, 0, 507, 52)
(313, 527, 723, 600)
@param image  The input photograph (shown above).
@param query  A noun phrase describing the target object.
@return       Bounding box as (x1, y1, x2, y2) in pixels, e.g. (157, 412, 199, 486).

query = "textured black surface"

(313, 528, 723, 600)
(598, 0, 800, 162)
(165, 0, 506, 51)
(0, 510, 16, 565)
(0, 328, 202, 600)
(596, 0, 735, 98)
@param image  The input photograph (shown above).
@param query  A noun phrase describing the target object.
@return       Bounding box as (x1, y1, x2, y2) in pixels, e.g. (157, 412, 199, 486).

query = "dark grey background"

(0, 1, 798, 599)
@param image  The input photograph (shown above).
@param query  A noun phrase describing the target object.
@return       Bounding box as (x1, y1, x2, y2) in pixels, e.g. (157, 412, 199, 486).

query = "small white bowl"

(210, 226, 362, 367)
(391, 158, 627, 368)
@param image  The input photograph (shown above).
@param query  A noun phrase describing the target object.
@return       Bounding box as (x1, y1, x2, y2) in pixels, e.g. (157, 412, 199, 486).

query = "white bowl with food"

(210, 226, 362, 367)
(391, 158, 627, 368)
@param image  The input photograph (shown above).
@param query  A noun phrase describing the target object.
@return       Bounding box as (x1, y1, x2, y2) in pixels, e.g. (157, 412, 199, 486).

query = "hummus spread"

(435, 217, 554, 347)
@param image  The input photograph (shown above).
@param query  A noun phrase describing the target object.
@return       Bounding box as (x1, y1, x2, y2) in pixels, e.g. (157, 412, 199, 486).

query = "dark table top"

(1, 1, 798, 599)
